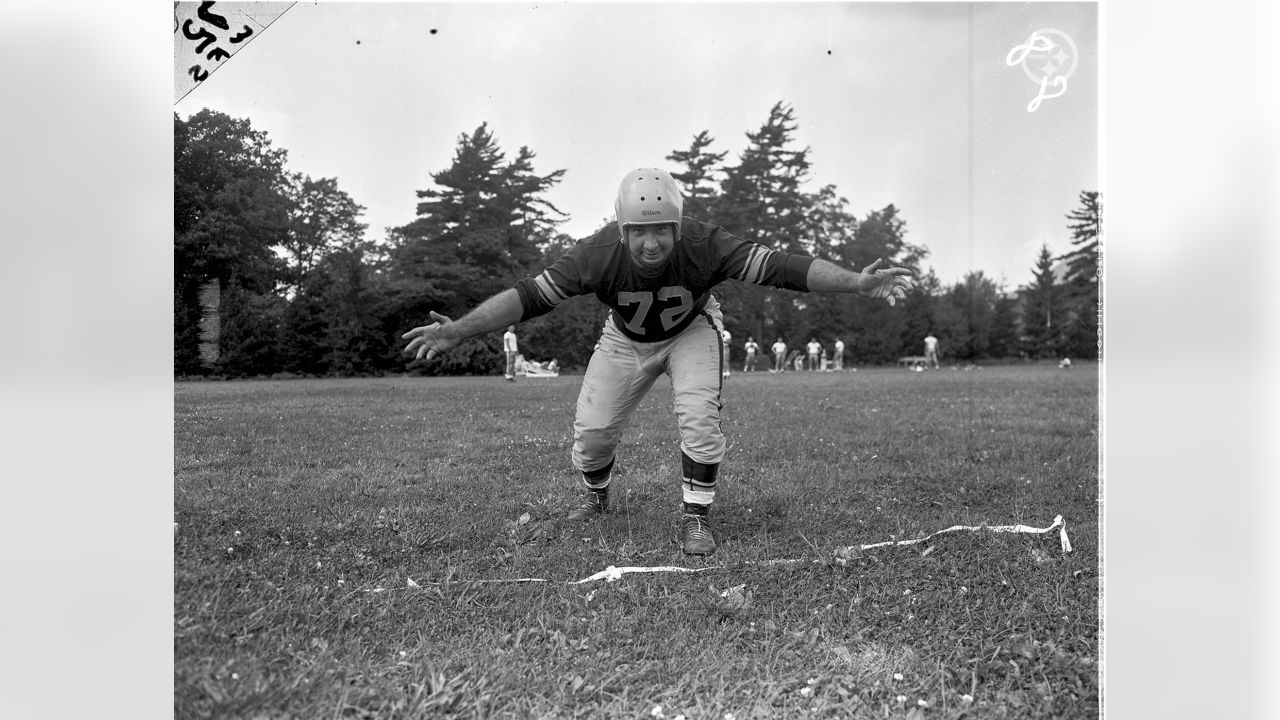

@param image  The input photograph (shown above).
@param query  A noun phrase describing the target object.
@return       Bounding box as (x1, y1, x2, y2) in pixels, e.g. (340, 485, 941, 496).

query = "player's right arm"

(404, 233, 603, 362)
(402, 289, 524, 361)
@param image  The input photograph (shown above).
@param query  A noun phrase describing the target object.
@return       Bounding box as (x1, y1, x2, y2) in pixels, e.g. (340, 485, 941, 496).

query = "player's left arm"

(703, 222, 912, 304)
(805, 258, 915, 306)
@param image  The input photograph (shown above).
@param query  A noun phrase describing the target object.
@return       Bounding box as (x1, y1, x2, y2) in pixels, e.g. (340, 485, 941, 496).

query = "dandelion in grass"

(960, 694, 974, 703)
(896, 695, 907, 704)
(651, 706, 664, 718)
(917, 699, 929, 707)
(893, 673, 904, 681)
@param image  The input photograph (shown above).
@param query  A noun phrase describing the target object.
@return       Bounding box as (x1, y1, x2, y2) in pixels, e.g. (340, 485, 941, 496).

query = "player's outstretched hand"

(402, 311, 458, 361)
(860, 258, 915, 306)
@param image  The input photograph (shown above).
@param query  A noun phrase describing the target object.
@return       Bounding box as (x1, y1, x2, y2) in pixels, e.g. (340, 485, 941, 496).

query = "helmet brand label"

(641, 210, 663, 216)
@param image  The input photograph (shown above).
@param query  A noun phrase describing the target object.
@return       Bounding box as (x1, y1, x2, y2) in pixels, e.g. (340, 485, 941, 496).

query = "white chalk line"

(361, 514, 1071, 590)
(839, 514, 1072, 556)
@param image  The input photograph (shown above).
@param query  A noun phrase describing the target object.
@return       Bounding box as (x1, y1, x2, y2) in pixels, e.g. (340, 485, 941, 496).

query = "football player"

(403, 168, 913, 555)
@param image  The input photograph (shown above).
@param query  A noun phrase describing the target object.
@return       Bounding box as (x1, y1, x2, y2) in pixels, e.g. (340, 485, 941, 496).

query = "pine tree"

(1020, 244, 1064, 359)
(988, 291, 1021, 359)
(1061, 191, 1101, 287)
(666, 130, 727, 221)
(719, 102, 812, 251)
(714, 102, 814, 344)
(1058, 190, 1101, 359)
(386, 124, 565, 374)
(499, 146, 568, 267)
(942, 271, 1000, 360)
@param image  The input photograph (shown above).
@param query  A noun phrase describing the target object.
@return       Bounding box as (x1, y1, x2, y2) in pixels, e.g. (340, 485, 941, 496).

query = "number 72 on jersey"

(616, 287, 695, 335)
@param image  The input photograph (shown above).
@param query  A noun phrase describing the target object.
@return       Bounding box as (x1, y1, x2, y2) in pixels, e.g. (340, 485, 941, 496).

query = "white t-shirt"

(721, 330, 731, 345)
(834, 340, 845, 353)
(503, 330, 518, 353)
(771, 341, 787, 356)
(807, 341, 821, 356)
(924, 335, 938, 353)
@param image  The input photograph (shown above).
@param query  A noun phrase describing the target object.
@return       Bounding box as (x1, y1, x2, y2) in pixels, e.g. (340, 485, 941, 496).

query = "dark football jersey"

(514, 218, 815, 342)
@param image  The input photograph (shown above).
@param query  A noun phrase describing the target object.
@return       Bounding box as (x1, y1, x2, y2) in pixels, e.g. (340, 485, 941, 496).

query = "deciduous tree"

(278, 174, 368, 293)
(174, 109, 291, 374)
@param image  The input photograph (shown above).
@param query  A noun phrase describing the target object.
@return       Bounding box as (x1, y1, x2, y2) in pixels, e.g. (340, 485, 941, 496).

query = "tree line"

(174, 102, 1100, 378)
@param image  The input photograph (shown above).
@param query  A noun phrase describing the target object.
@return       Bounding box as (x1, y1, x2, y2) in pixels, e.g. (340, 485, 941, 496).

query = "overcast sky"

(178, 1, 1097, 289)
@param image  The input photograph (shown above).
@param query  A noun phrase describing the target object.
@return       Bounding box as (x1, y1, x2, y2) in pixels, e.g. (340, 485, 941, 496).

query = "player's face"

(625, 224, 675, 272)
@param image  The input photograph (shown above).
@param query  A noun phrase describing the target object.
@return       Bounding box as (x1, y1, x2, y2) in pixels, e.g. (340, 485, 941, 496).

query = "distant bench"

(897, 356, 927, 369)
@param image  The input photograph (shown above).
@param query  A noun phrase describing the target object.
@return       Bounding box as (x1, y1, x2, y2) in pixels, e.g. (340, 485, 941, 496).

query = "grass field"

(174, 363, 1100, 719)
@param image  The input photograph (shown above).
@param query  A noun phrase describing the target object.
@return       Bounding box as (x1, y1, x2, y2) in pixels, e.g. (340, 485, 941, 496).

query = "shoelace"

(682, 514, 713, 540)
(575, 493, 607, 512)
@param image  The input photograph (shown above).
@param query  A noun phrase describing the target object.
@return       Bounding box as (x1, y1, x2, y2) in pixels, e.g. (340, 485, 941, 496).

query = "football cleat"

(680, 513, 717, 556)
(566, 490, 609, 521)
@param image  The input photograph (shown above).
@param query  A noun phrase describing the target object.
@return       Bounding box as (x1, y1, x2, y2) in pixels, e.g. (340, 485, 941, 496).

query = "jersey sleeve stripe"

(533, 273, 569, 306)
(744, 245, 770, 284)
(733, 245, 754, 282)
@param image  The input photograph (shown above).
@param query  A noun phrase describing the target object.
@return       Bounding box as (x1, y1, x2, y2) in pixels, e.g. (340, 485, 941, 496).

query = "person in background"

(519, 356, 559, 375)
(502, 325, 519, 381)
(721, 327, 732, 378)
(743, 336, 760, 372)
(924, 332, 940, 369)
(806, 338, 821, 371)
(771, 337, 788, 373)
(833, 338, 845, 370)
